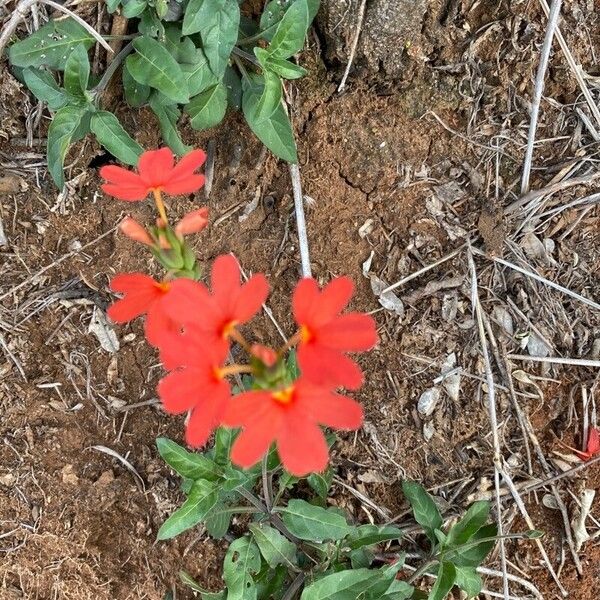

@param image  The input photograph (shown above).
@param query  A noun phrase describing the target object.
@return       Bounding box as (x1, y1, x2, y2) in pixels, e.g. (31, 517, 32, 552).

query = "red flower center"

(155, 281, 171, 293)
(299, 324, 313, 343)
(221, 320, 238, 339)
(272, 386, 295, 405)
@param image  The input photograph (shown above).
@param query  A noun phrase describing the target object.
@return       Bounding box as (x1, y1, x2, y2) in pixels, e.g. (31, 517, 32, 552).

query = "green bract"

(9, 0, 320, 189)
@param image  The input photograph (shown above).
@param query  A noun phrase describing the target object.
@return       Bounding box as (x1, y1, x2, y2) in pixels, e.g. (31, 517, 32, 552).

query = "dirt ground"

(1, 1, 600, 599)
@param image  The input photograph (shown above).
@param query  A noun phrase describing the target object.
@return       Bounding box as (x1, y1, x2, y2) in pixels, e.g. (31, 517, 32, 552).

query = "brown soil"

(1, 1, 600, 599)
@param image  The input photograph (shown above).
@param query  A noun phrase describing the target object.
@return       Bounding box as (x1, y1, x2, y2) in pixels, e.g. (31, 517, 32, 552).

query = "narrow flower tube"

(175, 207, 209, 237)
(119, 216, 154, 246)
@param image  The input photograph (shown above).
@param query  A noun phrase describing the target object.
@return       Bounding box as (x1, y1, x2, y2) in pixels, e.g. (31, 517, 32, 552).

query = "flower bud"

(175, 207, 209, 237)
(250, 344, 278, 368)
(119, 217, 154, 246)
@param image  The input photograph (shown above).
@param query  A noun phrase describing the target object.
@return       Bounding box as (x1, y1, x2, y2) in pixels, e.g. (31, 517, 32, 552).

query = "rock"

(61, 464, 79, 485)
(317, 0, 428, 79)
(417, 387, 441, 417)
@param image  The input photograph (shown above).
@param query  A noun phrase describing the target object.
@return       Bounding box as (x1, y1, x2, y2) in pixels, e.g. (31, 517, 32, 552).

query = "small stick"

(521, 0, 563, 195)
(507, 355, 600, 368)
(381, 245, 465, 294)
(289, 163, 311, 278)
(467, 245, 510, 600)
(337, 0, 367, 93)
(471, 246, 600, 311)
(204, 139, 216, 200)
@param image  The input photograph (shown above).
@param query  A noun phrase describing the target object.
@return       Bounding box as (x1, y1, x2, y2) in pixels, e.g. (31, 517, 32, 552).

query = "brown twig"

(337, 0, 367, 93)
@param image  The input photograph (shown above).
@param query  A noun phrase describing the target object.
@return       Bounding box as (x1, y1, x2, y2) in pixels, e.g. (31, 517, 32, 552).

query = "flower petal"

(292, 278, 320, 324)
(106, 273, 161, 322)
(167, 149, 207, 180)
(277, 418, 329, 476)
(157, 367, 206, 414)
(185, 389, 229, 448)
(297, 383, 363, 430)
(144, 302, 180, 347)
(317, 313, 378, 351)
(298, 344, 364, 390)
(211, 254, 240, 300)
(234, 274, 269, 323)
(162, 278, 214, 324)
(162, 174, 205, 196)
(101, 182, 149, 201)
(137, 148, 174, 187)
(230, 416, 276, 469)
(221, 390, 272, 427)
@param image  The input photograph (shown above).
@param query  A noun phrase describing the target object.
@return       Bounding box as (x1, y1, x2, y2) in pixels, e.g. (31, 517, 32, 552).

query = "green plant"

(8, 0, 318, 188)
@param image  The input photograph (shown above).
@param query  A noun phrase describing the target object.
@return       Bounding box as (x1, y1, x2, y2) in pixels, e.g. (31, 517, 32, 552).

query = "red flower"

(100, 148, 206, 201)
(558, 427, 600, 461)
(119, 216, 154, 246)
(223, 379, 363, 476)
(157, 331, 230, 447)
(292, 277, 378, 390)
(175, 207, 209, 237)
(107, 274, 191, 358)
(163, 254, 269, 348)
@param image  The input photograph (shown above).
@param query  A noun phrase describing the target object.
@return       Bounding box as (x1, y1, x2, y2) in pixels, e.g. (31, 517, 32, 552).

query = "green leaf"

(22, 68, 68, 110)
(90, 111, 143, 165)
(204, 507, 232, 539)
(127, 36, 189, 104)
(214, 427, 237, 465)
(377, 579, 414, 600)
(183, 0, 240, 77)
(9, 18, 95, 70)
(242, 76, 297, 163)
(448, 523, 497, 567)
(428, 562, 456, 600)
(139, 8, 166, 37)
(253, 69, 282, 121)
(402, 481, 442, 543)
(157, 479, 219, 540)
(445, 501, 490, 548)
(454, 566, 482, 599)
(149, 97, 191, 156)
(123, 62, 151, 107)
(267, 0, 309, 60)
(307, 470, 332, 500)
(300, 564, 401, 600)
(349, 547, 373, 569)
(64, 44, 90, 97)
(156, 437, 221, 481)
(260, 0, 319, 42)
(525, 529, 544, 539)
(223, 66, 242, 109)
(186, 82, 227, 130)
(180, 571, 225, 599)
(47, 105, 88, 189)
(277, 499, 351, 542)
(256, 47, 307, 80)
(181, 48, 219, 97)
(249, 523, 297, 569)
(106, 0, 121, 12)
(223, 536, 261, 600)
(346, 524, 403, 550)
(122, 0, 147, 18)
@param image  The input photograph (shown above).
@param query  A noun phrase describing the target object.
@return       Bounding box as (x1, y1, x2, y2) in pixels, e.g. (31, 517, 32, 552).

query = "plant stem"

(232, 53, 251, 81)
(236, 31, 265, 46)
(407, 559, 437, 585)
(281, 572, 305, 600)
(152, 189, 169, 224)
(262, 453, 273, 512)
(92, 41, 134, 97)
(232, 46, 260, 67)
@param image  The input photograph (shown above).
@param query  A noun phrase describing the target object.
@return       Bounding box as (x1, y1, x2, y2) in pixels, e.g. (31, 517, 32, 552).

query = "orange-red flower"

(175, 207, 209, 237)
(119, 216, 154, 246)
(292, 277, 378, 389)
(163, 254, 269, 348)
(100, 148, 206, 201)
(107, 274, 190, 358)
(223, 379, 363, 476)
(157, 332, 231, 447)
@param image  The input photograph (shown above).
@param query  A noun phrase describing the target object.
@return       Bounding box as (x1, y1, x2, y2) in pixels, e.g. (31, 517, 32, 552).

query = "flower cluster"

(102, 149, 378, 476)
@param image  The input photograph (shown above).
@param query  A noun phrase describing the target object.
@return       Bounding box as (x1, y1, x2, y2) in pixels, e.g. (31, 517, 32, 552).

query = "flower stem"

(229, 327, 251, 353)
(278, 330, 302, 357)
(218, 364, 254, 378)
(152, 189, 169, 224)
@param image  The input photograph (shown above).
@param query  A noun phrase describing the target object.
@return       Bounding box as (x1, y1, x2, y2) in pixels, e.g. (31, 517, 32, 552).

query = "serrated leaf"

(249, 523, 297, 569)
(346, 524, 403, 550)
(90, 111, 143, 165)
(183, 0, 240, 77)
(277, 499, 351, 542)
(22, 68, 68, 110)
(122, 0, 147, 18)
(157, 479, 218, 540)
(448, 523, 497, 567)
(255, 47, 307, 80)
(223, 536, 261, 600)
(267, 0, 309, 60)
(186, 82, 227, 130)
(156, 437, 221, 480)
(445, 501, 490, 548)
(64, 44, 90, 97)
(127, 36, 189, 104)
(47, 105, 88, 188)
(454, 566, 482, 599)
(181, 47, 219, 96)
(402, 481, 442, 544)
(149, 97, 191, 156)
(123, 62, 151, 107)
(242, 76, 297, 163)
(428, 562, 456, 600)
(300, 564, 401, 600)
(9, 18, 95, 70)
